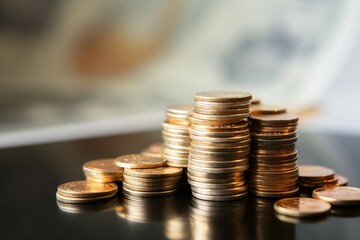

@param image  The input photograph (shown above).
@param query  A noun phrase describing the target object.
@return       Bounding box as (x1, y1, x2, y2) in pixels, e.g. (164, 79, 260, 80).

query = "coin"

(336, 174, 349, 186)
(56, 192, 117, 204)
(274, 197, 331, 217)
(313, 186, 360, 206)
(192, 191, 247, 201)
(249, 112, 298, 124)
(251, 188, 299, 198)
(124, 166, 183, 178)
(194, 91, 252, 102)
(57, 180, 118, 198)
(123, 186, 178, 197)
(251, 104, 286, 115)
(298, 165, 335, 180)
(115, 154, 166, 169)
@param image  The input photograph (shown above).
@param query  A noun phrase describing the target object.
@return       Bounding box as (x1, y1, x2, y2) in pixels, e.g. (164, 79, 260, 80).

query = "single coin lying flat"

(312, 186, 360, 206)
(115, 154, 166, 169)
(274, 197, 331, 217)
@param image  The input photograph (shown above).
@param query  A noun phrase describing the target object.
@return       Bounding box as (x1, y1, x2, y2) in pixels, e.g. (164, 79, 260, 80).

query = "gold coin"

(166, 104, 193, 116)
(83, 159, 123, 175)
(251, 104, 286, 115)
(251, 188, 299, 198)
(192, 191, 247, 201)
(85, 174, 123, 183)
(336, 174, 349, 186)
(194, 91, 252, 102)
(123, 186, 178, 197)
(57, 180, 118, 198)
(274, 197, 331, 217)
(251, 98, 261, 105)
(187, 172, 244, 184)
(191, 112, 250, 122)
(124, 166, 183, 178)
(249, 112, 299, 124)
(115, 154, 166, 169)
(188, 163, 249, 174)
(298, 165, 335, 180)
(56, 192, 116, 204)
(123, 181, 179, 192)
(57, 198, 118, 213)
(313, 186, 360, 206)
(123, 173, 180, 184)
(188, 179, 246, 189)
(191, 185, 248, 196)
(195, 101, 251, 109)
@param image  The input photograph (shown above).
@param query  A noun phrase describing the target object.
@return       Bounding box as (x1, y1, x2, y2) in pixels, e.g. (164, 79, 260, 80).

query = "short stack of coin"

(56, 180, 118, 204)
(83, 159, 124, 183)
(188, 91, 252, 201)
(122, 166, 183, 197)
(248, 112, 300, 198)
(298, 165, 347, 189)
(162, 105, 193, 168)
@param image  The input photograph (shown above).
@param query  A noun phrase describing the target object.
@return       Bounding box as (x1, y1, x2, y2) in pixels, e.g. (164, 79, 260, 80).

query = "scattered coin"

(313, 186, 360, 206)
(115, 154, 165, 169)
(274, 197, 331, 217)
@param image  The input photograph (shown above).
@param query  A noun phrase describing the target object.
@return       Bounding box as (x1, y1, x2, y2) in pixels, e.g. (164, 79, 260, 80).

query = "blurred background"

(0, 0, 359, 148)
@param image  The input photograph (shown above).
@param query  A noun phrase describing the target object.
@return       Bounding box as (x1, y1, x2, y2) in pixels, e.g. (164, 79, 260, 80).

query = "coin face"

(83, 159, 124, 174)
(115, 154, 166, 169)
(274, 197, 331, 217)
(194, 91, 252, 102)
(299, 165, 335, 180)
(57, 180, 118, 198)
(124, 166, 183, 178)
(313, 186, 360, 206)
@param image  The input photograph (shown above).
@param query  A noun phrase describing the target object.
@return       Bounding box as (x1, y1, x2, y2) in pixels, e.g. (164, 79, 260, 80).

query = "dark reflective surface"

(1, 130, 360, 240)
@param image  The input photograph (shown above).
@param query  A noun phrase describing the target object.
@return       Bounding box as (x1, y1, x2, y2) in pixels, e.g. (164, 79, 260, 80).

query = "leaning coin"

(57, 180, 118, 198)
(115, 154, 166, 169)
(313, 186, 360, 206)
(274, 197, 331, 217)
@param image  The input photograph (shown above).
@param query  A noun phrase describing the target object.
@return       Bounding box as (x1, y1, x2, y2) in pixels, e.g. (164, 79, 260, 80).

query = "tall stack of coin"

(162, 105, 193, 187)
(188, 91, 252, 201)
(248, 112, 299, 198)
(82, 159, 124, 183)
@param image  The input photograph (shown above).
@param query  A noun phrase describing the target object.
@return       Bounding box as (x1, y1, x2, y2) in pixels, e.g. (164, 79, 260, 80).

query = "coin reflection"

(116, 194, 178, 223)
(249, 198, 295, 239)
(331, 206, 360, 218)
(189, 197, 249, 240)
(57, 198, 118, 214)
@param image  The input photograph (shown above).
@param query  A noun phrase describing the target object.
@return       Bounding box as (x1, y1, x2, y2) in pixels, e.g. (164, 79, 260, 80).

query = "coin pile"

(298, 165, 347, 189)
(188, 91, 252, 201)
(162, 105, 193, 168)
(248, 112, 300, 198)
(56, 180, 118, 203)
(122, 166, 183, 197)
(83, 159, 124, 183)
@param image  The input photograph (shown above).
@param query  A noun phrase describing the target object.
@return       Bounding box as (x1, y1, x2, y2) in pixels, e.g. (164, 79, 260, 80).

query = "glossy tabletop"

(1, 130, 360, 240)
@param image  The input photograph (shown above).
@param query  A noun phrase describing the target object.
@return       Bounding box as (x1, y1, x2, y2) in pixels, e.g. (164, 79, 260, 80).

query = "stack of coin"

(56, 180, 118, 203)
(122, 166, 183, 197)
(188, 91, 252, 201)
(248, 112, 300, 198)
(83, 159, 124, 183)
(162, 105, 193, 168)
(298, 165, 348, 189)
